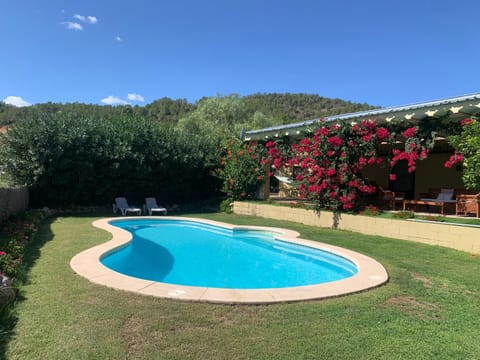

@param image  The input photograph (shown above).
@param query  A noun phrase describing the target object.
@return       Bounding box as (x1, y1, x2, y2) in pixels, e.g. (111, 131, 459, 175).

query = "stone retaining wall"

(0, 186, 29, 222)
(233, 202, 480, 254)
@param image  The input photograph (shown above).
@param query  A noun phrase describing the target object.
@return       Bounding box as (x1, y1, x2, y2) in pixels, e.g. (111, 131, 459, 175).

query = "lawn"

(2, 212, 480, 359)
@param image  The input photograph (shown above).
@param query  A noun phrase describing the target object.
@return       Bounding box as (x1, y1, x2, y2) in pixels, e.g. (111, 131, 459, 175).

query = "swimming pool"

(101, 219, 358, 289)
(70, 217, 388, 303)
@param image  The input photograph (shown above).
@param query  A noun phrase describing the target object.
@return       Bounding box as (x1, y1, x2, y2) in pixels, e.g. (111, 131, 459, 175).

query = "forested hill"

(0, 93, 376, 127)
(243, 93, 376, 124)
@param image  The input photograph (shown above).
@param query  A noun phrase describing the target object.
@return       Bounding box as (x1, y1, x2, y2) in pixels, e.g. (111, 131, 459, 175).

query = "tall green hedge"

(0, 112, 219, 206)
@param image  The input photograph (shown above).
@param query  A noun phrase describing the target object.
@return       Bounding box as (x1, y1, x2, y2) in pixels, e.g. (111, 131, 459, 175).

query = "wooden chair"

(456, 193, 480, 217)
(378, 187, 405, 210)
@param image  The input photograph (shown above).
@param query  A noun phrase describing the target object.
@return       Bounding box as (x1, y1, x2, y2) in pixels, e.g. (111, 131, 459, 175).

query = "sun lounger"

(144, 197, 167, 216)
(113, 197, 142, 216)
(403, 188, 456, 215)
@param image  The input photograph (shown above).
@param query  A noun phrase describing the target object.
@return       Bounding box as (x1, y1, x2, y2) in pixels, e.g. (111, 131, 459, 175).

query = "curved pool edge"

(70, 216, 389, 304)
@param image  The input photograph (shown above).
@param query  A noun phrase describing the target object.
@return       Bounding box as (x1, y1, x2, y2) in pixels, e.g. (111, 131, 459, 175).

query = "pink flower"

(444, 151, 464, 168)
(460, 118, 475, 126)
(265, 141, 276, 148)
(317, 127, 329, 136)
(326, 168, 336, 176)
(402, 126, 417, 138)
(300, 138, 312, 146)
(327, 136, 343, 147)
(389, 174, 397, 181)
(376, 127, 389, 141)
(362, 133, 373, 142)
(358, 157, 367, 166)
(0, 251, 6, 256)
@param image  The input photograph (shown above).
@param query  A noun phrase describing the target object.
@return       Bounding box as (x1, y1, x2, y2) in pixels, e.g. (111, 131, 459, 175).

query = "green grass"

(2, 212, 480, 359)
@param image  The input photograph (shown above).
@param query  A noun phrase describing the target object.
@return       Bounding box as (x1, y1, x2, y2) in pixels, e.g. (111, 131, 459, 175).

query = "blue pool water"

(101, 219, 358, 289)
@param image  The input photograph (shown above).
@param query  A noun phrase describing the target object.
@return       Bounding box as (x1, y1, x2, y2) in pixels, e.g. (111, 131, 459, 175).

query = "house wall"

(362, 153, 465, 198)
(415, 153, 464, 197)
(362, 162, 389, 188)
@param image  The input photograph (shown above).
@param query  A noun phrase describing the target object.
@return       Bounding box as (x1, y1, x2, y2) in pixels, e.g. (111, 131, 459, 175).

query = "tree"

(176, 94, 248, 141)
(145, 97, 194, 125)
(446, 118, 480, 190)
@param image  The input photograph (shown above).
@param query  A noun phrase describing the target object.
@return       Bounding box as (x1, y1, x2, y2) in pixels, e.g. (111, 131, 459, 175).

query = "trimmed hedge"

(0, 112, 220, 206)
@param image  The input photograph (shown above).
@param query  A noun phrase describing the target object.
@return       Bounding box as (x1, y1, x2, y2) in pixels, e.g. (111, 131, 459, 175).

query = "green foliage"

(243, 93, 376, 126)
(447, 118, 480, 190)
(0, 209, 45, 279)
(392, 211, 415, 219)
(145, 97, 195, 125)
(0, 101, 147, 126)
(214, 139, 267, 201)
(0, 112, 218, 206)
(1, 93, 376, 131)
(176, 94, 248, 141)
(219, 198, 234, 213)
(359, 205, 381, 216)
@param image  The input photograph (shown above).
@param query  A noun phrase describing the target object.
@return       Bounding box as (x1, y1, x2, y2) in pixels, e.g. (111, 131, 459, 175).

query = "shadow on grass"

(0, 216, 55, 360)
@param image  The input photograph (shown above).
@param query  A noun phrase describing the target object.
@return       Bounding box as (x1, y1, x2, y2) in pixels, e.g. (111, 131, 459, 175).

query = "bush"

(219, 198, 233, 213)
(446, 118, 480, 190)
(0, 210, 45, 279)
(0, 112, 219, 206)
(213, 139, 267, 201)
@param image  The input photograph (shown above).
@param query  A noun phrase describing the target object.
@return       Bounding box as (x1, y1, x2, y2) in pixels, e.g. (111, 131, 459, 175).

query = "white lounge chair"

(144, 197, 168, 216)
(113, 197, 142, 216)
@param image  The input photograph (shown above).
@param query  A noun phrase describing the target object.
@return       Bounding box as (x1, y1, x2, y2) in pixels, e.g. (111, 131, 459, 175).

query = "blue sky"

(1, 0, 479, 108)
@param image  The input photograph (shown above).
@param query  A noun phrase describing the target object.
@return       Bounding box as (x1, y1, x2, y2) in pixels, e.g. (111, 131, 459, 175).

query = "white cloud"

(87, 16, 98, 24)
(62, 21, 83, 31)
(73, 14, 85, 22)
(2, 96, 32, 107)
(101, 96, 129, 106)
(73, 14, 98, 24)
(114, 36, 123, 43)
(127, 93, 145, 102)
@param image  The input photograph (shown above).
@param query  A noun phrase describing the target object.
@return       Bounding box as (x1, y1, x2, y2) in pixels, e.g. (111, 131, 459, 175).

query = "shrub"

(0, 210, 45, 279)
(0, 112, 219, 206)
(446, 117, 480, 190)
(265, 120, 435, 212)
(219, 198, 234, 213)
(213, 139, 267, 201)
(359, 205, 381, 216)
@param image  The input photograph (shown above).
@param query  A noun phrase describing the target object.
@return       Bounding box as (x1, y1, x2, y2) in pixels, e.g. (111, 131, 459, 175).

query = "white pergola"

(244, 92, 480, 141)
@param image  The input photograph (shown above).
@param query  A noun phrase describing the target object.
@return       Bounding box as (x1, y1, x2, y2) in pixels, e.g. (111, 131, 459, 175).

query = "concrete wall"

(233, 202, 480, 254)
(0, 187, 29, 222)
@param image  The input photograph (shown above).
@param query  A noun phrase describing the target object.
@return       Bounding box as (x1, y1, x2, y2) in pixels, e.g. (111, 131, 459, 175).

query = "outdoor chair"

(403, 188, 456, 215)
(144, 197, 168, 216)
(420, 188, 455, 203)
(113, 197, 142, 216)
(456, 192, 480, 217)
(378, 187, 404, 210)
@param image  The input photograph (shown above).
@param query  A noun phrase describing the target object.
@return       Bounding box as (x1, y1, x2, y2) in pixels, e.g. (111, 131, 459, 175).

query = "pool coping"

(70, 217, 389, 304)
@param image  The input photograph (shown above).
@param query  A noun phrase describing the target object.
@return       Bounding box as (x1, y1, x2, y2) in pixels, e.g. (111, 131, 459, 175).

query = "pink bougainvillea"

(265, 120, 435, 211)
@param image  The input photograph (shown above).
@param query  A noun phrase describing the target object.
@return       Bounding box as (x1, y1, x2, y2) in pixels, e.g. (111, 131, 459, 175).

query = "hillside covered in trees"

(0, 93, 376, 129)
